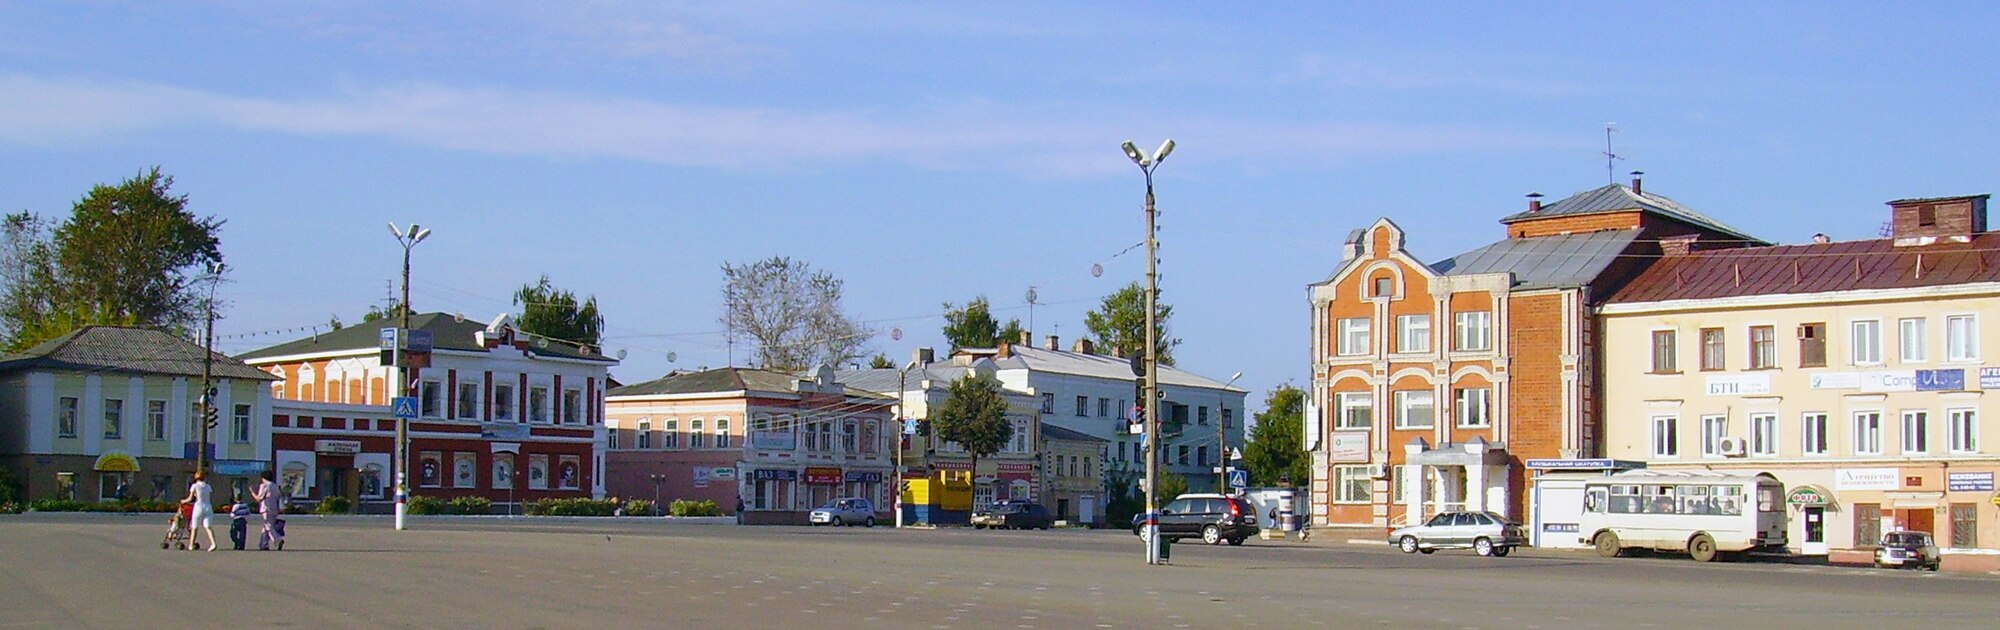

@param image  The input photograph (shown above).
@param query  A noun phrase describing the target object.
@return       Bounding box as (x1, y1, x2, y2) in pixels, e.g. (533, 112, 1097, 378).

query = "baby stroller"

(162, 501, 196, 550)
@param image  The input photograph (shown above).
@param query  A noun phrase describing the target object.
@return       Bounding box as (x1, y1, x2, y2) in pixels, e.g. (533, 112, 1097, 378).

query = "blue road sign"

(391, 396, 419, 419)
(1228, 468, 1248, 489)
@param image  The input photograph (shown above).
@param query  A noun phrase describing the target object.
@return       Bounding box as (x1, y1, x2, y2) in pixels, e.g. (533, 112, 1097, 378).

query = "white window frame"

(1946, 314, 1980, 362)
(57, 396, 79, 438)
(1899, 317, 1927, 364)
(102, 398, 124, 439)
(1396, 314, 1431, 353)
(716, 418, 731, 449)
(419, 380, 444, 419)
(1853, 410, 1883, 455)
(1948, 408, 1978, 453)
(690, 418, 706, 449)
(1700, 414, 1728, 457)
(232, 403, 252, 443)
(456, 381, 481, 420)
(662, 419, 679, 449)
(1851, 320, 1882, 365)
(1749, 412, 1777, 456)
(637, 420, 651, 449)
(1801, 412, 1829, 455)
(1392, 390, 1434, 429)
(1453, 387, 1490, 428)
(1901, 410, 1929, 455)
(146, 399, 168, 441)
(562, 389, 583, 425)
(1453, 311, 1490, 352)
(1076, 395, 1088, 417)
(1651, 415, 1679, 458)
(529, 386, 551, 423)
(1338, 318, 1371, 356)
(1335, 392, 1372, 430)
(1332, 465, 1370, 503)
(492, 382, 516, 421)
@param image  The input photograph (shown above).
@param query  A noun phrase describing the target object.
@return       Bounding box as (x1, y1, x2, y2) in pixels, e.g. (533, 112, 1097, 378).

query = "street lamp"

(1218, 371, 1242, 494)
(649, 474, 666, 516)
(895, 360, 921, 528)
(508, 469, 519, 517)
(388, 222, 431, 532)
(1121, 138, 1174, 566)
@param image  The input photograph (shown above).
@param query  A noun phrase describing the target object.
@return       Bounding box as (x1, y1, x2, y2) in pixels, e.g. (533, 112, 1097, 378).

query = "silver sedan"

(1388, 511, 1527, 557)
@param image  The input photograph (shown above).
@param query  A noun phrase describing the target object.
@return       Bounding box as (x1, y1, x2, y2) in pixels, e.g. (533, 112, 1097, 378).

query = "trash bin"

(1158, 533, 1173, 563)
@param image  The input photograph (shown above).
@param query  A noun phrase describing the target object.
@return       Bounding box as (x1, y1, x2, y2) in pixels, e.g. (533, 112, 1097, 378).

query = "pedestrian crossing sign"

(391, 397, 419, 419)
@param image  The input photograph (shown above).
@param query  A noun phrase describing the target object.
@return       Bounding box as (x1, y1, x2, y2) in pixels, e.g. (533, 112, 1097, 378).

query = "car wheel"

(1594, 531, 1623, 558)
(1136, 526, 1152, 542)
(1226, 537, 1245, 546)
(864, 516, 875, 528)
(1688, 534, 1718, 562)
(1202, 525, 1223, 545)
(1474, 537, 1496, 557)
(831, 517, 844, 527)
(1399, 535, 1420, 554)
(974, 524, 986, 530)
(1493, 546, 1512, 558)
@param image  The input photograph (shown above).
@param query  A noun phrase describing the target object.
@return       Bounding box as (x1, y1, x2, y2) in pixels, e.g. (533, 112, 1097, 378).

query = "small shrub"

(669, 499, 722, 517)
(0, 502, 20, 514)
(622, 499, 654, 516)
(450, 496, 492, 515)
(29, 499, 85, 512)
(407, 495, 448, 515)
(315, 496, 352, 515)
(524, 497, 620, 516)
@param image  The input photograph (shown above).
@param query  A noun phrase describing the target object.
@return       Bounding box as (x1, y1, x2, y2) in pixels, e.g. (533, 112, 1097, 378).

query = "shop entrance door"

(317, 467, 351, 509)
(1801, 507, 1827, 555)
(1902, 508, 1935, 535)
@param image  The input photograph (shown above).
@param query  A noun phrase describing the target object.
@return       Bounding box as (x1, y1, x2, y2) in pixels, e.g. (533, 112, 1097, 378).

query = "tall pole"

(1123, 138, 1172, 566)
(1218, 372, 1242, 494)
(396, 240, 411, 531)
(895, 365, 908, 528)
(196, 263, 222, 480)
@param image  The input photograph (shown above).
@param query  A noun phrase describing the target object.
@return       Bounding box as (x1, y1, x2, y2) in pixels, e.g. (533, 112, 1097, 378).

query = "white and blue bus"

(1577, 470, 1787, 562)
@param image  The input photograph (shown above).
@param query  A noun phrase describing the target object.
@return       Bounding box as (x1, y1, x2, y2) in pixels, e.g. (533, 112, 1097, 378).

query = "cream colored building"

(1602, 195, 2000, 559)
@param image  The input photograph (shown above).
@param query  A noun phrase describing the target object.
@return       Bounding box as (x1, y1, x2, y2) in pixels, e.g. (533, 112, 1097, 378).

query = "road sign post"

(392, 395, 417, 530)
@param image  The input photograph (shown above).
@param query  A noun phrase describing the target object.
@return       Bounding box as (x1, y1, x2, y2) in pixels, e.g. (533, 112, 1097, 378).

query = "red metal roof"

(1609, 233, 2000, 303)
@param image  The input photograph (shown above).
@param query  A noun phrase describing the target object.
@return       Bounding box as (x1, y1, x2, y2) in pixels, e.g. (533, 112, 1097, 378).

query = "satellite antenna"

(666, 351, 678, 363)
(891, 327, 903, 341)
(616, 349, 627, 361)
(453, 312, 465, 323)
(1603, 122, 1623, 184)
(1025, 286, 1041, 338)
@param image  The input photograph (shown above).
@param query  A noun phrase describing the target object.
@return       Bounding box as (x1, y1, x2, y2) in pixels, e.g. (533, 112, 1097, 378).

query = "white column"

(1401, 464, 1425, 515)
(1467, 464, 1488, 512)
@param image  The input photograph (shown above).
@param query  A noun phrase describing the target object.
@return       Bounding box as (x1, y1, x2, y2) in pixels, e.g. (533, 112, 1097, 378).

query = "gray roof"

(1429, 229, 1640, 290)
(0, 326, 279, 381)
(236, 312, 614, 363)
(831, 365, 975, 396)
(1040, 422, 1107, 443)
(608, 367, 891, 401)
(1499, 184, 1766, 244)
(992, 346, 1245, 392)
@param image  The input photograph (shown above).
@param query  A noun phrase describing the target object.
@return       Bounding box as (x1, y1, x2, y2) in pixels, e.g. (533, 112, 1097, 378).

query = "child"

(228, 492, 252, 550)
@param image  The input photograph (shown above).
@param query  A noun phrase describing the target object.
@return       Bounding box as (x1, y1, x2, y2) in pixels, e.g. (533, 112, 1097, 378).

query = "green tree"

(720, 257, 871, 371)
(997, 319, 1028, 349)
(2, 168, 224, 351)
(1083, 281, 1179, 365)
(1153, 470, 1189, 508)
(941, 295, 1027, 353)
(868, 353, 895, 369)
(1243, 384, 1309, 488)
(360, 302, 403, 324)
(929, 373, 1014, 485)
(514, 274, 604, 347)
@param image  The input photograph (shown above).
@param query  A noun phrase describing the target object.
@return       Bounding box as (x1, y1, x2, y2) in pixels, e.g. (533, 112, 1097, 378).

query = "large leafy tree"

(2, 168, 223, 351)
(1243, 384, 1309, 488)
(929, 373, 1014, 485)
(515, 274, 605, 348)
(1083, 281, 1180, 365)
(720, 256, 870, 371)
(941, 295, 1027, 352)
(1153, 470, 1189, 509)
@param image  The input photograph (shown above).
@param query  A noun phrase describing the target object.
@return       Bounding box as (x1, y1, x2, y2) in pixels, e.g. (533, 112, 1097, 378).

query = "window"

(1098, 397, 1109, 418)
(1801, 413, 1829, 455)
(1749, 326, 1776, 369)
(147, 400, 167, 441)
(637, 420, 651, 449)
(1951, 503, 1978, 549)
(1337, 318, 1370, 356)
(1851, 320, 1882, 365)
(1396, 314, 1431, 353)
(1853, 411, 1883, 455)
(1700, 415, 1727, 457)
(529, 386, 551, 423)
(1040, 393, 1054, 414)
(1651, 330, 1678, 373)
(456, 382, 480, 419)
(1798, 323, 1826, 367)
(842, 419, 857, 452)
(1453, 387, 1490, 428)
(232, 404, 251, 443)
(1196, 446, 1208, 467)
(716, 418, 731, 449)
(1750, 413, 1777, 456)
(1117, 441, 1127, 462)
(492, 383, 515, 421)
(1177, 445, 1189, 465)
(562, 389, 583, 424)
(1197, 406, 1209, 426)
(607, 427, 619, 450)
(1651, 415, 1678, 457)
(102, 399, 123, 439)
(57, 397, 78, 438)
(1949, 408, 1978, 453)
(419, 381, 443, 418)
(1947, 314, 1980, 361)
(1453, 311, 1490, 352)
(1333, 465, 1370, 502)
(1855, 504, 1881, 548)
(1076, 396, 1088, 416)
(1372, 276, 1394, 297)
(662, 419, 679, 449)
(690, 419, 706, 449)
(1899, 318, 1927, 363)
(1336, 392, 1371, 429)
(1699, 328, 1725, 371)
(1901, 410, 1929, 454)
(1393, 391, 1433, 429)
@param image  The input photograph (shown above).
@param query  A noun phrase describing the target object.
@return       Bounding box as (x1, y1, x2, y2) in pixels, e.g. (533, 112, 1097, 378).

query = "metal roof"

(236, 312, 614, 363)
(0, 326, 279, 381)
(1040, 423, 1107, 443)
(989, 345, 1246, 392)
(1430, 229, 1641, 290)
(1610, 233, 2000, 303)
(1499, 184, 1766, 244)
(608, 367, 893, 401)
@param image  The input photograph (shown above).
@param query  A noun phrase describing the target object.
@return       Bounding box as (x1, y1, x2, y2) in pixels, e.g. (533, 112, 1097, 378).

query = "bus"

(1577, 470, 1787, 562)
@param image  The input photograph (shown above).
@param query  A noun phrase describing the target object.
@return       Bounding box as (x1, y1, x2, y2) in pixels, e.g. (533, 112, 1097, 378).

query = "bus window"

(1646, 485, 1678, 514)
(1585, 489, 1607, 513)
(1679, 485, 1710, 515)
(1757, 485, 1781, 512)
(1609, 485, 1642, 514)
(1714, 486, 1743, 516)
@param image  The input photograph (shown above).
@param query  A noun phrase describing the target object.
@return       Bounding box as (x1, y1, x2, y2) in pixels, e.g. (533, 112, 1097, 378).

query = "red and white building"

(238, 313, 615, 508)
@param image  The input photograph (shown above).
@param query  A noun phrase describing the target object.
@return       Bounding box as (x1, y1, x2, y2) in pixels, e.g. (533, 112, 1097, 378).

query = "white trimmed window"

(1453, 387, 1490, 428)
(1338, 318, 1371, 356)
(1901, 410, 1929, 454)
(102, 399, 124, 439)
(232, 404, 251, 443)
(1899, 318, 1927, 363)
(1750, 413, 1777, 456)
(1749, 326, 1776, 369)
(662, 419, 679, 449)
(1853, 411, 1883, 455)
(57, 397, 78, 438)
(1396, 315, 1431, 353)
(716, 418, 731, 449)
(1948, 408, 1978, 453)
(529, 386, 551, 423)
(1393, 391, 1434, 429)
(456, 382, 480, 420)
(637, 420, 651, 449)
(1336, 392, 1372, 429)
(1947, 315, 1979, 362)
(1454, 311, 1491, 352)
(493, 382, 515, 421)
(419, 380, 445, 418)
(1076, 395, 1088, 416)
(690, 419, 706, 449)
(1700, 415, 1728, 457)
(1851, 320, 1882, 365)
(1651, 415, 1679, 457)
(1333, 465, 1370, 503)
(147, 400, 168, 441)
(1801, 413, 1829, 455)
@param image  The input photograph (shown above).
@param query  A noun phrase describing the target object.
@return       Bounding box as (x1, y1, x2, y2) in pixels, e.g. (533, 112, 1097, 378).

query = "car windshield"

(1883, 532, 1926, 546)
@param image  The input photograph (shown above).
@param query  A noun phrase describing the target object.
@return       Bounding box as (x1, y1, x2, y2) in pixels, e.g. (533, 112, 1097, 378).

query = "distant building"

(1040, 423, 1109, 526)
(835, 353, 1043, 521)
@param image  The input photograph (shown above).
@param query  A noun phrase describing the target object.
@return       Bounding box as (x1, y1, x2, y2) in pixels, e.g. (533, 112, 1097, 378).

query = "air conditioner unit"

(1718, 437, 1747, 457)
(1368, 463, 1392, 479)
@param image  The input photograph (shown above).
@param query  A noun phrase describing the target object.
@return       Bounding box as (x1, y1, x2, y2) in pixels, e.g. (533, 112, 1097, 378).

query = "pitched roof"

(1040, 422, 1107, 443)
(991, 345, 1246, 392)
(1499, 184, 1767, 245)
(1610, 233, 2000, 303)
(0, 326, 278, 381)
(235, 312, 614, 363)
(608, 367, 892, 401)
(1429, 229, 1641, 290)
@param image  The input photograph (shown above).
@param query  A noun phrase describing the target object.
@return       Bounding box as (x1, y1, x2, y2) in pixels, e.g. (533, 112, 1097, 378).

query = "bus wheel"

(1593, 531, 1623, 558)
(1689, 534, 1718, 562)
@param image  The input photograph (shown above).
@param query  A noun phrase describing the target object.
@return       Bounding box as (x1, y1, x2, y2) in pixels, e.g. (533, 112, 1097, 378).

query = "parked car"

(1874, 530, 1941, 570)
(1130, 493, 1260, 546)
(808, 497, 876, 527)
(971, 502, 1054, 530)
(1388, 511, 1526, 557)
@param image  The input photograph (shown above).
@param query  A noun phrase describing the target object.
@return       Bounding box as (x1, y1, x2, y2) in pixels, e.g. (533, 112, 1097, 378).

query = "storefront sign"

(751, 431, 796, 450)
(693, 467, 712, 488)
(1705, 373, 1771, 396)
(92, 451, 140, 472)
(1861, 371, 1917, 393)
(481, 423, 530, 440)
(752, 469, 797, 481)
(845, 471, 883, 483)
(1981, 367, 2000, 390)
(1915, 369, 1966, 392)
(1810, 373, 1862, 390)
(1948, 472, 1995, 492)
(314, 439, 362, 455)
(1526, 458, 1622, 470)
(1329, 432, 1369, 463)
(804, 467, 842, 485)
(1786, 485, 1834, 507)
(1835, 467, 1899, 491)
(212, 459, 268, 476)
(712, 467, 737, 480)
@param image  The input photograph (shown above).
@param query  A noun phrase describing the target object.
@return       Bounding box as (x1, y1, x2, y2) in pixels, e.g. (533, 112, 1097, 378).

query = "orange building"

(1306, 178, 1764, 532)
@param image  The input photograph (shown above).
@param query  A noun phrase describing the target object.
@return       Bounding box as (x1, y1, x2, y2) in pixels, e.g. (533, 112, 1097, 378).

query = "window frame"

(1801, 412, 1829, 455)
(1851, 319, 1883, 365)
(418, 380, 444, 419)
(1335, 392, 1372, 430)
(1700, 414, 1728, 457)
(1797, 322, 1827, 367)
(689, 418, 706, 449)
(528, 386, 551, 423)
(454, 381, 481, 420)
(146, 399, 168, 441)
(1040, 393, 1054, 414)
(1899, 317, 1927, 364)
(1453, 311, 1491, 352)
(1332, 465, 1370, 503)
(1650, 415, 1679, 458)
(1396, 314, 1431, 353)
(231, 403, 252, 443)
(1946, 314, 1980, 362)
(492, 382, 516, 421)
(716, 418, 731, 449)
(1337, 318, 1371, 356)
(1651, 330, 1679, 373)
(1699, 328, 1725, 371)
(1853, 410, 1883, 455)
(1453, 387, 1490, 428)
(562, 389, 583, 425)
(1076, 395, 1088, 417)
(662, 419, 679, 449)
(1392, 390, 1434, 429)
(1948, 408, 1978, 453)
(57, 397, 79, 438)
(636, 419, 651, 449)
(1749, 413, 1777, 456)
(1749, 325, 1776, 369)
(102, 398, 124, 439)
(1901, 409, 1929, 455)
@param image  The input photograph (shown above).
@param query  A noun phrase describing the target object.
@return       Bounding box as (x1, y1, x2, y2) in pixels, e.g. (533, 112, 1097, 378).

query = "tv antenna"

(1603, 122, 1624, 184)
(1025, 286, 1041, 338)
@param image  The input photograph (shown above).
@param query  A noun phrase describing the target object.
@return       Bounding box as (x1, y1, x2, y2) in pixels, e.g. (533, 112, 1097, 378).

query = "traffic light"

(203, 405, 219, 430)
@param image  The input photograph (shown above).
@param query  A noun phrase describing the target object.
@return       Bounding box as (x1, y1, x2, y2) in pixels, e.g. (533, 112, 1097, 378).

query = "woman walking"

(251, 470, 285, 550)
(181, 472, 219, 551)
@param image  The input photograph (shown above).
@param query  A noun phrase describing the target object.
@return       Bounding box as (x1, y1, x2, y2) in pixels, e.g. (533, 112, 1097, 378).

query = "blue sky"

(3, 2, 1997, 414)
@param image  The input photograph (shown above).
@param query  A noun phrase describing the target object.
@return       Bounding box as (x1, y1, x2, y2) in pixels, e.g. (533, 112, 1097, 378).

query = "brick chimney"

(1526, 192, 1544, 213)
(1629, 171, 1644, 196)
(1018, 330, 1033, 345)
(1073, 338, 1094, 354)
(1045, 335, 1060, 351)
(996, 342, 1012, 359)
(1888, 195, 1989, 246)
(1660, 234, 1699, 257)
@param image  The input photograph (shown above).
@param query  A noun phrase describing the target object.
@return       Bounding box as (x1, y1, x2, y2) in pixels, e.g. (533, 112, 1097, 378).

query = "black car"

(972, 502, 1054, 530)
(1131, 493, 1260, 545)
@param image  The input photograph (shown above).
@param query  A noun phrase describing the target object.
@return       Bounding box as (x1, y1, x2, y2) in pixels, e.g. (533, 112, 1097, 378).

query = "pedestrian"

(735, 496, 746, 525)
(181, 472, 219, 551)
(228, 491, 252, 550)
(251, 469, 285, 551)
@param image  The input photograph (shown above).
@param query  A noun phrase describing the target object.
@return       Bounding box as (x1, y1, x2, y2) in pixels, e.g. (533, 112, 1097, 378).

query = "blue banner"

(844, 471, 883, 483)
(212, 459, 268, 476)
(753, 469, 798, 481)
(1915, 369, 1966, 392)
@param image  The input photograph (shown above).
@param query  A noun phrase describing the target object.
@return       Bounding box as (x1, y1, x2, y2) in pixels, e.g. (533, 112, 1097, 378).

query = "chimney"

(1045, 335, 1059, 351)
(1629, 171, 1645, 196)
(912, 347, 934, 367)
(1073, 338, 1094, 355)
(1660, 234, 1699, 257)
(1887, 195, 1989, 246)
(996, 342, 1012, 359)
(1526, 192, 1544, 213)
(1018, 330, 1033, 345)
(1811, 233, 1831, 244)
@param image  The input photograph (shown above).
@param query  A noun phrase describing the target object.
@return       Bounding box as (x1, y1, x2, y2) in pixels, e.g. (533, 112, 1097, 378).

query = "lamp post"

(388, 222, 431, 531)
(895, 362, 915, 528)
(1121, 138, 1174, 565)
(650, 473, 665, 516)
(1217, 371, 1242, 494)
(508, 469, 518, 517)
(195, 262, 224, 479)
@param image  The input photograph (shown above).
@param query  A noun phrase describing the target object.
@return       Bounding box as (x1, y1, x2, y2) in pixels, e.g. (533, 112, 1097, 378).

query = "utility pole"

(389, 223, 430, 531)
(196, 262, 224, 479)
(1121, 138, 1174, 565)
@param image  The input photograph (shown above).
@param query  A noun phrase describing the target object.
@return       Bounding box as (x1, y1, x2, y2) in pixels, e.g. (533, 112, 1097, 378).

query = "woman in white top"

(182, 472, 219, 551)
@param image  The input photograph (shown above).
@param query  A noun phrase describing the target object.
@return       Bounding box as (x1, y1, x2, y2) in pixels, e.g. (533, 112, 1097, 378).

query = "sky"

(3, 2, 1998, 417)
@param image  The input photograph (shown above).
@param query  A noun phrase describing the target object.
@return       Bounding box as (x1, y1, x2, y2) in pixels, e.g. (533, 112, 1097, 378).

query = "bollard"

(1159, 534, 1173, 564)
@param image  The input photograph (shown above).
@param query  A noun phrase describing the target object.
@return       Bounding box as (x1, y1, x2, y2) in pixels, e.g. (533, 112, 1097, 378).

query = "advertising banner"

(1915, 369, 1966, 392)
(1835, 467, 1899, 491)
(1329, 432, 1369, 463)
(1982, 367, 2000, 390)
(1948, 472, 1995, 492)
(1705, 373, 1771, 396)
(804, 467, 843, 485)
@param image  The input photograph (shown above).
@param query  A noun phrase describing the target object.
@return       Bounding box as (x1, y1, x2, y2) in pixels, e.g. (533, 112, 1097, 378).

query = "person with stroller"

(180, 472, 219, 551)
(228, 491, 252, 550)
(251, 469, 285, 551)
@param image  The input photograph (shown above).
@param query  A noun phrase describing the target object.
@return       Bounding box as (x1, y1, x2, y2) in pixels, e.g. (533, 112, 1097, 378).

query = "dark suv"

(971, 502, 1054, 530)
(1131, 493, 1260, 545)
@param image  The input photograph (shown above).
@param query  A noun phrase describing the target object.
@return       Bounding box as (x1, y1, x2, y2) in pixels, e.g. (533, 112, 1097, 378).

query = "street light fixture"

(388, 222, 431, 532)
(650, 473, 666, 517)
(895, 360, 921, 528)
(1218, 371, 1242, 493)
(1121, 138, 1174, 566)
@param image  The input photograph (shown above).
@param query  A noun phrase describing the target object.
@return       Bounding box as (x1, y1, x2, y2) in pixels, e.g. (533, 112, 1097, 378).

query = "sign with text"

(712, 467, 737, 480)
(1705, 373, 1771, 396)
(750, 431, 796, 451)
(1914, 369, 1966, 392)
(1835, 467, 1899, 491)
(1948, 472, 1995, 492)
(1981, 367, 2000, 390)
(1811, 372, 1862, 389)
(1329, 431, 1370, 463)
(692, 467, 712, 488)
(752, 469, 797, 481)
(844, 471, 883, 483)
(314, 439, 362, 455)
(804, 467, 843, 485)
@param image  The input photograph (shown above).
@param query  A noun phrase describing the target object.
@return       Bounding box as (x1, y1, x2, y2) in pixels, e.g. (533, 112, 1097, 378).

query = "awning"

(1786, 484, 1838, 510)
(93, 451, 140, 472)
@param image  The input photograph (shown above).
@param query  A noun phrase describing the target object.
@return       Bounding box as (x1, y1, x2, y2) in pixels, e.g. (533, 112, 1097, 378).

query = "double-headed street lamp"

(1121, 138, 1174, 566)
(650, 473, 667, 516)
(1217, 371, 1242, 494)
(388, 222, 431, 531)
